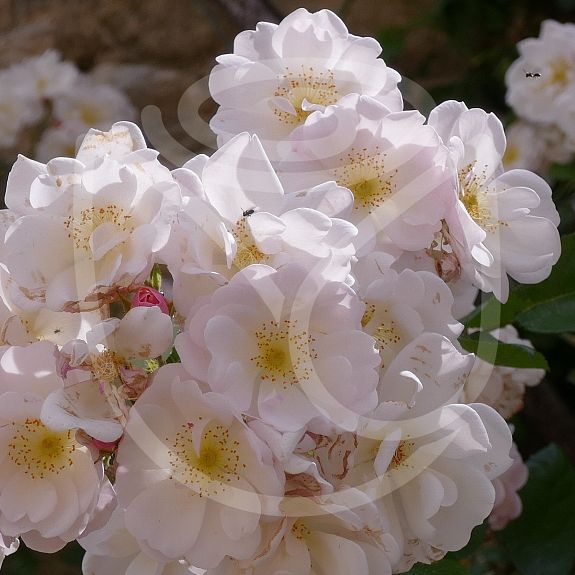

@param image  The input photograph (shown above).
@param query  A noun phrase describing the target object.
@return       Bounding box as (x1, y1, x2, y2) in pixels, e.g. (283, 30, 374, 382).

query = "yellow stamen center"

(335, 148, 396, 215)
(8, 418, 76, 479)
(168, 421, 243, 497)
(64, 205, 133, 252)
(458, 162, 494, 229)
(273, 66, 339, 126)
(231, 217, 267, 270)
(251, 319, 317, 389)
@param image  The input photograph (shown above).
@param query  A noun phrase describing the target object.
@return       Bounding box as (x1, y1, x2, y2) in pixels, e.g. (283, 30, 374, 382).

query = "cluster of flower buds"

(0, 9, 558, 575)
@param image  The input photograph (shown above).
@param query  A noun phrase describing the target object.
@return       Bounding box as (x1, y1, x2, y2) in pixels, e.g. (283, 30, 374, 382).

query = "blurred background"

(1, 0, 575, 573)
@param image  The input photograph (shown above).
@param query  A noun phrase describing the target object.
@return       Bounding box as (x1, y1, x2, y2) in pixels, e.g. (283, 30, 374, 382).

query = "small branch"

(211, 0, 282, 28)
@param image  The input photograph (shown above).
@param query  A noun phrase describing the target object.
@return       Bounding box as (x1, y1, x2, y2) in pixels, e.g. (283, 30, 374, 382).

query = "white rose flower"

(2, 122, 181, 312)
(40, 305, 173, 443)
(280, 94, 452, 256)
(80, 506, 201, 575)
(176, 264, 380, 432)
(162, 133, 356, 316)
(463, 325, 545, 420)
(0, 341, 103, 552)
(115, 363, 284, 570)
(356, 267, 462, 372)
(308, 402, 511, 571)
(429, 100, 561, 302)
(210, 8, 402, 160)
(207, 496, 400, 575)
(392, 248, 479, 320)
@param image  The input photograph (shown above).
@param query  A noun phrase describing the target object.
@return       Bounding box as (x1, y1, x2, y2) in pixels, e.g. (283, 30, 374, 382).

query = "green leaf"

(407, 557, 470, 575)
(515, 293, 575, 333)
(498, 444, 575, 575)
(465, 233, 575, 333)
(548, 162, 575, 182)
(165, 346, 181, 364)
(458, 331, 549, 370)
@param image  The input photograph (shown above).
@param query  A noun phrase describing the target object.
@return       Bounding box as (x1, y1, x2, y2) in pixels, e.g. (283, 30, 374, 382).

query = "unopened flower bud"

(131, 286, 169, 314)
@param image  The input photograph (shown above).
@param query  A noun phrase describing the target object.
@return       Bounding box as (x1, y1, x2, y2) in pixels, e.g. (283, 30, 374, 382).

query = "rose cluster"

(0, 9, 559, 575)
(0, 50, 135, 162)
(504, 20, 575, 172)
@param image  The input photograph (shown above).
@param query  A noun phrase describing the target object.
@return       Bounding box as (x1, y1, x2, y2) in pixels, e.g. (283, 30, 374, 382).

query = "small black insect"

(242, 208, 255, 217)
(525, 71, 541, 78)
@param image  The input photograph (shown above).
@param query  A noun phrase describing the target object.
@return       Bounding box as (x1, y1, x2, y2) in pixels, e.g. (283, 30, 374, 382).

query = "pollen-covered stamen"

(291, 520, 312, 540)
(251, 319, 318, 390)
(361, 302, 376, 328)
(362, 303, 402, 362)
(373, 321, 402, 353)
(64, 204, 133, 252)
(168, 421, 244, 497)
(273, 65, 339, 126)
(8, 418, 76, 479)
(334, 147, 396, 214)
(388, 439, 415, 471)
(458, 162, 495, 230)
(231, 217, 267, 270)
(91, 350, 122, 384)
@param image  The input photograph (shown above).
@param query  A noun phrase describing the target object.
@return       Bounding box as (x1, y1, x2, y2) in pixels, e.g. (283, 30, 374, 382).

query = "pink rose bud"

(91, 438, 118, 452)
(131, 286, 169, 314)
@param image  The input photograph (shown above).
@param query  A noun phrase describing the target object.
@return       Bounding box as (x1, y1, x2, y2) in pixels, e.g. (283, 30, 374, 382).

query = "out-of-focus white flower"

(35, 122, 87, 163)
(503, 120, 549, 172)
(506, 20, 575, 125)
(2, 122, 181, 312)
(0, 341, 103, 552)
(53, 82, 136, 133)
(7, 50, 79, 100)
(429, 100, 561, 302)
(464, 325, 545, 420)
(554, 85, 575, 154)
(210, 8, 402, 160)
(176, 264, 380, 432)
(281, 94, 452, 256)
(115, 363, 284, 570)
(0, 77, 42, 148)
